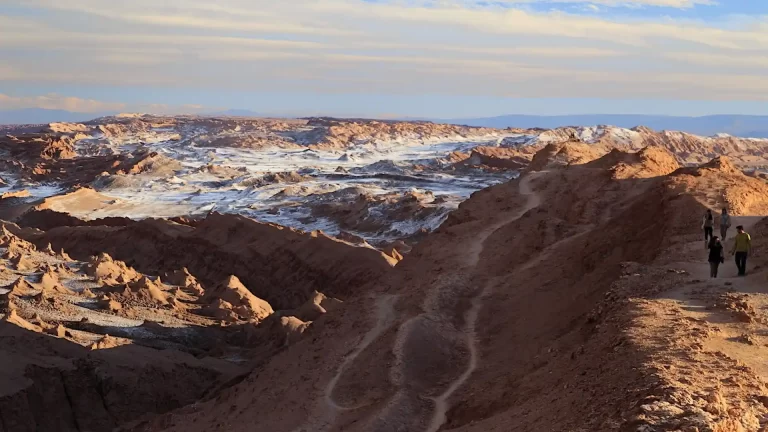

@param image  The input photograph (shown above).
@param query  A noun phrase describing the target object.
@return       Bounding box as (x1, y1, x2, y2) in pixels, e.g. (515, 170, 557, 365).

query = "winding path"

(425, 172, 543, 432)
(292, 294, 400, 432)
(294, 173, 544, 432)
(324, 294, 400, 411)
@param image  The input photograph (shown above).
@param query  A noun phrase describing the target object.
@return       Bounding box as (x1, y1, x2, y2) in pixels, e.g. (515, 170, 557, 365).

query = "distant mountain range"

(2, 108, 767, 138)
(0, 109, 281, 125)
(435, 114, 768, 138)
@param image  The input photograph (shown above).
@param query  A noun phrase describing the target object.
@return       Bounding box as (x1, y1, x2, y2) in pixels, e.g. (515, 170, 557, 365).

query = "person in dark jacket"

(719, 208, 732, 240)
(702, 210, 714, 247)
(708, 236, 725, 278)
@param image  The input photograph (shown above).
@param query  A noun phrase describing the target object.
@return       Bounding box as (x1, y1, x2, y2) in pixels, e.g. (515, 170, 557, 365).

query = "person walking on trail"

(731, 225, 752, 276)
(707, 236, 725, 278)
(720, 208, 732, 240)
(702, 209, 714, 247)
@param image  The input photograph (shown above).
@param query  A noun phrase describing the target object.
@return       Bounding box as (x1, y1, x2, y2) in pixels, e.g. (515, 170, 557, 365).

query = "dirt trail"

(465, 173, 543, 267)
(292, 294, 400, 432)
(290, 173, 543, 432)
(668, 216, 762, 281)
(289, 173, 543, 432)
(425, 172, 543, 432)
(326, 294, 401, 411)
(662, 215, 768, 383)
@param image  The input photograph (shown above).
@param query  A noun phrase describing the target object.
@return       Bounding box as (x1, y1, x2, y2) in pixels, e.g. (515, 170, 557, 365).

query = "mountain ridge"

(434, 114, 768, 138)
(3, 110, 768, 137)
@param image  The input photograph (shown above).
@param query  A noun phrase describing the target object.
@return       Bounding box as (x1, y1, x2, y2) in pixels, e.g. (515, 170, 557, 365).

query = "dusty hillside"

(668, 156, 768, 215)
(122, 147, 768, 432)
(6, 115, 768, 432)
(16, 212, 395, 310)
(527, 140, 606, 171)
(0, 225, 247, 431)
(0, 206, 397, 430)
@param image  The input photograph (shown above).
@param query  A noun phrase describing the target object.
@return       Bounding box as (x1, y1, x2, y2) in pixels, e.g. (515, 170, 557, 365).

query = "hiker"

(702, 209, 714, 246)
(707, 236, 725, 278)
(731, 225, 752, 276)
(720, 208, 732, 240)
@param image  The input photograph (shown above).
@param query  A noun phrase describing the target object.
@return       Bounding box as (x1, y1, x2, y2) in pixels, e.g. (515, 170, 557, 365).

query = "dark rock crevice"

(0, 357, 226, 432)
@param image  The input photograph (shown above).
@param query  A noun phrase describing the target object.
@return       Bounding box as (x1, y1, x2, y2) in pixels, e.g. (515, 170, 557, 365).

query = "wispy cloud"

(1, 0, 766, 104)
(0, 93, 211, 114)
(486, 0, 715, 8)
(0, 93, 127, 113)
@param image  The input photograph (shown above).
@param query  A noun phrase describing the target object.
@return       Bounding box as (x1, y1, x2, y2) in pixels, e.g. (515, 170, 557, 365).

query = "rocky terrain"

(0, 212, 395, 431)
(106, 146, 768, 432)
(0, 115, 521, 249)
(503, 124, 768, 167)
(3, 115, 768, 431)
(2, 116, 768, 251)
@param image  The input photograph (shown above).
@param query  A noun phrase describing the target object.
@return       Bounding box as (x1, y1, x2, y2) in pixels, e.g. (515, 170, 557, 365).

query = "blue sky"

(1, 0, 767, 118)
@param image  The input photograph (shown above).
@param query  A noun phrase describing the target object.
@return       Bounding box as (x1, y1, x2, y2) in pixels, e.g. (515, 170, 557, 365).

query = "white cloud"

(0, 93, 212, 114)
(662, 52, 768, 67)
(489, 0, 714, 8)
(0, 93, 126, 112)
(9, 1, 760, 51)
(306, 1, 766, 50)
(15, 0, 353, 35)
(2, 0, 766, 103)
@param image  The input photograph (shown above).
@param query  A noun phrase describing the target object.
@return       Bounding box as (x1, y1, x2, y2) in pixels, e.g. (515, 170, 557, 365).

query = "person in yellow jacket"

(731, 225, 752, 276)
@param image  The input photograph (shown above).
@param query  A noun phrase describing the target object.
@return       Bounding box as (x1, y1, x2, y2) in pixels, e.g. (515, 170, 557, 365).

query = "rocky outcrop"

(163, 268, 204, 294)
(85, 253, 141, 285)
(3, 236, 37, 260)
(509, 124, 768, 166)
(528, 141, 606, 171)
(195, 133, 299, 150)
(126, 276, 169, 305)
(44, 122, 89, 135)
(0, 190, 31, 200)
(3, 277, 38, 298)
(670, 156, 768, 215)
(585, 146, 681, 179)
(24, 213, 394, 310)
(0, 133, 77, 163)
(453, 146, 531, 170)
(286, 291, 342, 322)
(97, 118, 151, 138)
(308, 189, 447, 241)
(0, 129, 185, 186)
(39, 269, 74, 295)
(124, 152, 182, 176)
(16, 208, 134, 232)
(294, 118, 500, 150)
(203, 276, 273, 322)
(237, 171, 309, 188)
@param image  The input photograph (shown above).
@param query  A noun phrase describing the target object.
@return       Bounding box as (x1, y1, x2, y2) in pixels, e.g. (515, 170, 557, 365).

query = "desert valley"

(2, 115, 768, 432)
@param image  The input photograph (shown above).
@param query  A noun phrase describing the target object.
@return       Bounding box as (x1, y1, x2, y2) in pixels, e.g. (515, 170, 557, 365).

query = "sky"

(1, 0, 768, 118)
